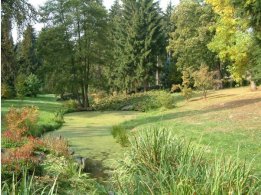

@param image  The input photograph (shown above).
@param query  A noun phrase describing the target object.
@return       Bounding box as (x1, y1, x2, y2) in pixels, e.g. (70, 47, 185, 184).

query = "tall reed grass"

(112, 128, 260, 194)
(1, 170, 58, 195)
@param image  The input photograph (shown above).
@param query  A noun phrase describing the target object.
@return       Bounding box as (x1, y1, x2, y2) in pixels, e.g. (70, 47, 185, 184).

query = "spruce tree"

(107, 0, 125, 92)
(1, 16, 17, 87)
(121, 0, 163, 91)
(17, 25, 39, 75)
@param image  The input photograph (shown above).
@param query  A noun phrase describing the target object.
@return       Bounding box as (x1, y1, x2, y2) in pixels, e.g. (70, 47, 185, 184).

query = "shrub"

(63, 99, 79, 112)
(193, 64, 214, 99)
(171, 84, 181, 93)
(1, 83, 15, 99)
(112, 128, 260, 194)
(25, 73, 41, 97)
(111, 125, 129, 147)
(1, 136, 44, 177)
(180, 85, 193, 101)
(53, 109, 65, 124)
(4, 106, 39, 140)
(94, 90, 175, 112)
(15, 73, 27, 99)
(92, 91, 107, 104)
(41, 136, 70, 157)
(2, 106, 43, 176)
(180, 68, 193, 101)
(153, 90, 175, 109)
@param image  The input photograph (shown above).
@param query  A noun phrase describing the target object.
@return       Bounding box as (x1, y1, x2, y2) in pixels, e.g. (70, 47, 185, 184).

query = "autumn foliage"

(3, 106, 38, 141)
(2, 107, 43, 173)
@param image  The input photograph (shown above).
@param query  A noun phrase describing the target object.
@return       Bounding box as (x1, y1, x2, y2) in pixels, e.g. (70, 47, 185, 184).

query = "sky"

(13, 0, 180, 41)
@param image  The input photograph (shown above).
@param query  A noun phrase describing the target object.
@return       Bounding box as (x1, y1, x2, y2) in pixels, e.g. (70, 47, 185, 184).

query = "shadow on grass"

(122, 97, 261, 130)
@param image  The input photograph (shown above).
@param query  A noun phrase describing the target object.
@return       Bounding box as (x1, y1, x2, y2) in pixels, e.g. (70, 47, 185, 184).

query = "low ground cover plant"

(111, 128, 260, 194)
(93, 90, 175, 111)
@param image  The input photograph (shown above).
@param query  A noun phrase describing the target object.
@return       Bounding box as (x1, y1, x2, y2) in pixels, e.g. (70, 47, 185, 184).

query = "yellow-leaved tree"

(206, 0, 258, 90)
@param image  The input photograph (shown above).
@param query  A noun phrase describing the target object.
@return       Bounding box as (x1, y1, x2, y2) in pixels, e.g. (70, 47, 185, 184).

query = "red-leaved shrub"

(2, 107, 42, 175)
(3, 106, 38, 142)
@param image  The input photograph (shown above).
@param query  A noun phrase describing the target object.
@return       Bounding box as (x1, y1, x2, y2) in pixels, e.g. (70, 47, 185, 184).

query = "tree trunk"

(143, 79, 148, 92)
(156, 56, 160, 86)
(250, 80, 257, 91)
(203, 88, 207, 99)
(81, 82, 85, 108)
(247, 71, 257, 91)
(215, 62, 223, 89)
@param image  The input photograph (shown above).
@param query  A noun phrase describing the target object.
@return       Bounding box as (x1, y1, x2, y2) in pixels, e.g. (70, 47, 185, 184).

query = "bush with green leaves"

(94, 90, 175, 112)
(63, 99, 79, 113)
(180, 68, 193, 101)
(1, 83, 15, 99)
(111, 128, 260, 194)
(25, 73, 41, 97)
(15, 73, 27, 99)
(193, 64, 214, 99)
(15, 73, 41, 98)
(53, 109, 65, 124)
(111, 125, 130, 147)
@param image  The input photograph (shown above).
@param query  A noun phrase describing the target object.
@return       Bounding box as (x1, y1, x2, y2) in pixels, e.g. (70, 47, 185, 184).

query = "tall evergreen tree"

(120, 0, 164, 91)
(106, 0, 124, 92)
(1, 16, 16, 86)
(161, 1, 182, 88)
(17, 25, 39, 75)
(1, 0, 36, 87)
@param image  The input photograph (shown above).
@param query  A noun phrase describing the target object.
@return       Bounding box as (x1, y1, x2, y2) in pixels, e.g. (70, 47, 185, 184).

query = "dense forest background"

(2, 0, 261, 108)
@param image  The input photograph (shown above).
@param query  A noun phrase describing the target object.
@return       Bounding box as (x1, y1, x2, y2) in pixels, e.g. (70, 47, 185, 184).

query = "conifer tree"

(120, 0, 164, 91)
(17, 25, 39, 75)
(107, 0, 125, 92)
(1, 16, 16, 87)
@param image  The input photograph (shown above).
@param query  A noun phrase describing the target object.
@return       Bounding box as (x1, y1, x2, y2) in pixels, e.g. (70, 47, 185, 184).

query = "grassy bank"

(112, 128, 260, 194)
(119, 87, 261, 173)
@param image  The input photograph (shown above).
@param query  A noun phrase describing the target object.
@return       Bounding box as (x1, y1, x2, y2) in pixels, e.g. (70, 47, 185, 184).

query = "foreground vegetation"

(1, 106, 106, 194)
(118, 88, 261, 173)
(112, 128, 260, 194)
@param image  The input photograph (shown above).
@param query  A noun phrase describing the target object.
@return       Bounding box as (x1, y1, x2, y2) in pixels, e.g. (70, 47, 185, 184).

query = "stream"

(49, 111, 140, 180)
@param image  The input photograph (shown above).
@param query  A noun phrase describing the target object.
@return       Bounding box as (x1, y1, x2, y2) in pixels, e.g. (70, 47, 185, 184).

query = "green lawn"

(1, 94, 62, 131)
(121, 87, 261, 174)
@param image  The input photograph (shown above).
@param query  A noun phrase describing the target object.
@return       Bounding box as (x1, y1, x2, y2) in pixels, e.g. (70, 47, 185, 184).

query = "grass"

(112, 128, 260, 194)
(1, 94, 62, 133)
(3, 87, 259, 181)
(120, 87, 261, 174)
(1, 170, 58, 195)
